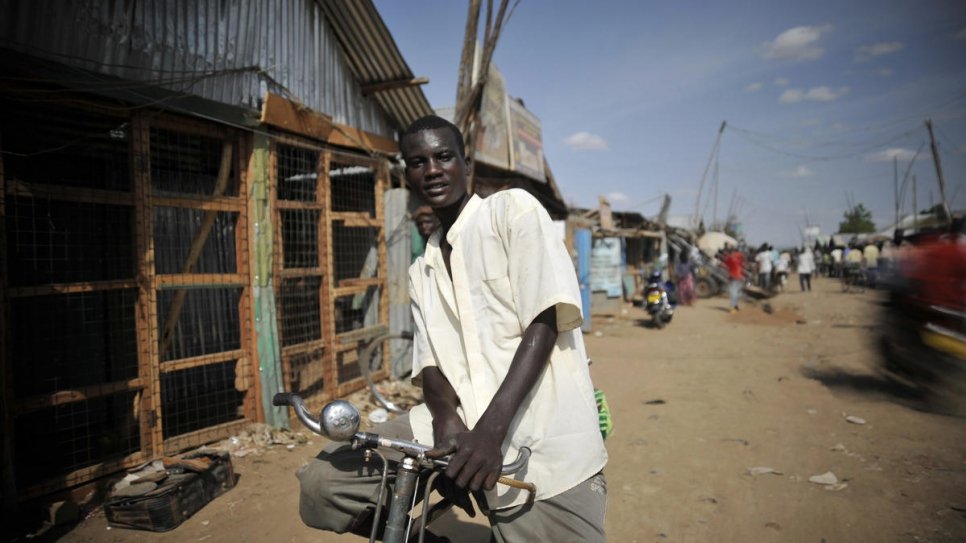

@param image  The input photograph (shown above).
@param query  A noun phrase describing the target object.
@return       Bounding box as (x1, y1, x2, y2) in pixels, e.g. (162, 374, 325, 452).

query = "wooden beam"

(337, 324, 389, 345)
(5, 179, 134, 206)
(15, 378, 143, 415)
(151, 195, 244, 213)
(155, 273, 246, 289)
(260, 92, 398, 155)
(361, 76, 429, 95)
(159, 349, 246, 374)
(7, 279, 137, 298)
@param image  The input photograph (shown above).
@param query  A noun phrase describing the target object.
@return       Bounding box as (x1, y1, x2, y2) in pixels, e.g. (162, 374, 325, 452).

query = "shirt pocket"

(481, 275, 521, 338)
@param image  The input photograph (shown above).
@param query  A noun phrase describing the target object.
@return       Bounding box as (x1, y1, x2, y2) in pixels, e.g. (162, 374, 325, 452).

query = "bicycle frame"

(274, 393, 533, 543)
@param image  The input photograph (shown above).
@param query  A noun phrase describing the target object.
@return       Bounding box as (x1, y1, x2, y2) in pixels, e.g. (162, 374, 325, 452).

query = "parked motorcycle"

(644, 270, 675, 329)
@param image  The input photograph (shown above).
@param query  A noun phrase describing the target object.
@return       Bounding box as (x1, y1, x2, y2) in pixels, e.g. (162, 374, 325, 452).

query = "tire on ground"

(695, 277, 717, 299)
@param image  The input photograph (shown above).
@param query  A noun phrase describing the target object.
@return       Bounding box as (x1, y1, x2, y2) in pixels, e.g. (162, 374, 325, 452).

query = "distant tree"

(838, 203, 876, 234)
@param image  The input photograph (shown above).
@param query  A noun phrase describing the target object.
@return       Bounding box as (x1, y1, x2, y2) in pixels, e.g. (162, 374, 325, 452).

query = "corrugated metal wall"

(0, 0, 396, 136)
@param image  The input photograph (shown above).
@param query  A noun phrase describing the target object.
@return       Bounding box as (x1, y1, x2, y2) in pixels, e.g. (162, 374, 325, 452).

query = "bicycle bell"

(320, 400, 361, 441)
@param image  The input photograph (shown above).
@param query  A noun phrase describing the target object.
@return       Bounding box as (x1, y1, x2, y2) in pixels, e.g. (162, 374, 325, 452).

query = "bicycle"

(273, 392, 534, 543)
(841, 263, 870, 293)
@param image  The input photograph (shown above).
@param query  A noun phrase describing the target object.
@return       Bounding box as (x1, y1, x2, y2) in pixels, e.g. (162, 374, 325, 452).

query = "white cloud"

(563, 132, 608, 151)
(744, 82, 764, 92)
(760, 24, 833, 61)
(779, 86, 850, 104)
(781, 165, 814, 178)
(773, 77, 790, 87)
(865, 147, 921, 162)
(955, 28, 966, 40)
(606, 192, 629, 203)
(854, 41, 904, 62)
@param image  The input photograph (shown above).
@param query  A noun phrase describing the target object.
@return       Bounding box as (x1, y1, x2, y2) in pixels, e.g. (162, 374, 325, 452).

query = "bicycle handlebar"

(273, 392, 530, 475)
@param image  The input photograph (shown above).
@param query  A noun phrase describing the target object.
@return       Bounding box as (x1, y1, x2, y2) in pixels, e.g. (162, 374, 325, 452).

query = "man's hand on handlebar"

(427, 425, 503, 493)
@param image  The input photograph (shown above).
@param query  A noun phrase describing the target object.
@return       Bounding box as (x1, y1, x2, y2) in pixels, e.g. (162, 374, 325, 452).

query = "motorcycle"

(878, 229, 965, 416)
(644, 270, 675, 329)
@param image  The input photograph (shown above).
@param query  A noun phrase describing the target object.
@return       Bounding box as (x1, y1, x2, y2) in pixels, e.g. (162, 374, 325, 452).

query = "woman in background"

(675, 252, 696, 306)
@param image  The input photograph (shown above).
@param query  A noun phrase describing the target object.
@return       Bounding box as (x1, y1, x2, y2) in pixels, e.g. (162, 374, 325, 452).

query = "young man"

(297, 116, 608, 541)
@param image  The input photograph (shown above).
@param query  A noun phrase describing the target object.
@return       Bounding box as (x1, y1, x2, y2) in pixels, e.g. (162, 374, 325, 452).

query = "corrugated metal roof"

(319, 0, 434, 130)
(0, 0, 432, 137)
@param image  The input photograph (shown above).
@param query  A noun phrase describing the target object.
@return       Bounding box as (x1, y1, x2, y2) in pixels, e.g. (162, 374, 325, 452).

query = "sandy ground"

(52, 274, 966, 543)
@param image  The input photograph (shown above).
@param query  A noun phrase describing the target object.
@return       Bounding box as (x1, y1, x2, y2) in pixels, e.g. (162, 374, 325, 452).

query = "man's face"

(401, 127, 471, 209)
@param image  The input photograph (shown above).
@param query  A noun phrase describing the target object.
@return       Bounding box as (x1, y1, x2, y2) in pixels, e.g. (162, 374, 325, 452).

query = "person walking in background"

(675, 252, 695, 306)
(755, 244, 773, 289)
(410, 205, 440, 262)
(774, 251, 789, 291)
(797, 246, 815, 292)
(723, 245, 746, 313)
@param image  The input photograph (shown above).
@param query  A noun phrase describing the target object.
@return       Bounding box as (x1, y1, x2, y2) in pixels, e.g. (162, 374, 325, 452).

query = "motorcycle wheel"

(653, 313, 665, 329)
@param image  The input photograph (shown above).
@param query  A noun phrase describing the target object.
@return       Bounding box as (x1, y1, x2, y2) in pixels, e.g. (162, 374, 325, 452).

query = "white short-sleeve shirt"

(408, 190, 608, 510)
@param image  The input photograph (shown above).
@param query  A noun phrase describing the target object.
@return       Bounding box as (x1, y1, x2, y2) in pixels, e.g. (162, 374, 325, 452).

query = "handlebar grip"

(273, 392, 298, 407)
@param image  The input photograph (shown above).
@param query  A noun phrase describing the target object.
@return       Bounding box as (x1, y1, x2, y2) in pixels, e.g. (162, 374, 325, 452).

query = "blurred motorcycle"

(644, 270, 675, 329)
(878, 227, 965, 416)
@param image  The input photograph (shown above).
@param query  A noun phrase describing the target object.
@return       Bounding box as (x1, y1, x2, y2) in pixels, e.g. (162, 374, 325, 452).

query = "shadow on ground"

(799, 365, 928, 408)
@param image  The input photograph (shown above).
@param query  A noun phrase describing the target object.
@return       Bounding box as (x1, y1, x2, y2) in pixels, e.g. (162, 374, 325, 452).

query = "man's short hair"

(401, 115, 465, 157)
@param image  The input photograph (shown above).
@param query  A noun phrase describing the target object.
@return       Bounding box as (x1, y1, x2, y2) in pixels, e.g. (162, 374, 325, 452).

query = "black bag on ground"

(104, 451, 236, 532)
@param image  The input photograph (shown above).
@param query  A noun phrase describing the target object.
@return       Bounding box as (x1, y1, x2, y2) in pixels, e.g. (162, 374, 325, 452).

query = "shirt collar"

(445, 194, 482, 245)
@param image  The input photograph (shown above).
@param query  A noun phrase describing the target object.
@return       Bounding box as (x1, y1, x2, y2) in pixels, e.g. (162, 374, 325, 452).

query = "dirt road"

(59, 275, 966, 542)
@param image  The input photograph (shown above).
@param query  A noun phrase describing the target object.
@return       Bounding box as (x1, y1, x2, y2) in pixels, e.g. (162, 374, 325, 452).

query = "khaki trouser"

(296, 414, 607, 542)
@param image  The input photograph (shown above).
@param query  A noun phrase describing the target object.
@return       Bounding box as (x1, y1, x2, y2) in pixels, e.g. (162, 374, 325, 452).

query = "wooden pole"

(912, 175, 918, 233)
(925, 119, 952, 226)
(893, 155, 899, 227)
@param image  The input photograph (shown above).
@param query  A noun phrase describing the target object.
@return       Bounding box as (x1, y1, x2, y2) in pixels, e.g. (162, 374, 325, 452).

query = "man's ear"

(464, 154, 473, 175)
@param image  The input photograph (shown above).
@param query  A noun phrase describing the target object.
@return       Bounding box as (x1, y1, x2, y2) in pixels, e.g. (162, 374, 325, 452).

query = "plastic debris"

(747, 467, 783, 476)
(808, 472, 838, 485)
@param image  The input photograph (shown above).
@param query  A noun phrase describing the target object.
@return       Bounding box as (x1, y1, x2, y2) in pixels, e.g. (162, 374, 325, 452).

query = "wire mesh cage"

(272, 141, 328, 406)
(148, 119, 252, 447)
(2, 99, 144, 493)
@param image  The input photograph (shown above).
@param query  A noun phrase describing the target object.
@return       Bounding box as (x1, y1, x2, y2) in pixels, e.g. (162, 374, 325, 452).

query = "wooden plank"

(320, 151, 337, 401)
(280, 339, 326, 358)
(236, 134, 260, 423)
(155, 273, 246, 289)
(5, 179, 134, 206)
(7, 279, 137, 298)
(131, 112, 162, 458)
(163, 419, 248, 455)
(276, 199, 325, 210)
(337, 324, 389, 345)
(361, 76, 429, 96)
(331, 211, 379, 226)
(15, 378, 143, 415)
(159, 350, 245, 374)
(260, 92, 398, 155)
(158, 142, 234, 360)
(376, 163, 390, 375)
(333, 281, 380, 298)
(327, 123, 399, 156)
(261, 92, 335, 142)
(279, 267, 324, 278)
(151, 195, 244, 212)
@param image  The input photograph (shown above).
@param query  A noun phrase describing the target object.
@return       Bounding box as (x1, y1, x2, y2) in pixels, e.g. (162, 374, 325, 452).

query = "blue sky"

(374, 0, 966, 247)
